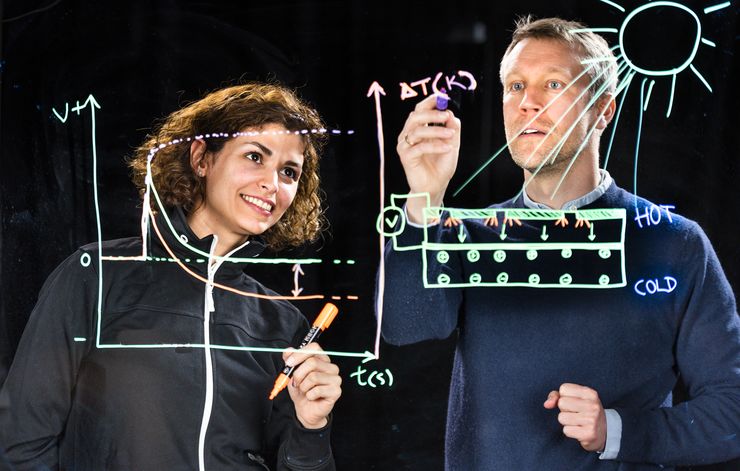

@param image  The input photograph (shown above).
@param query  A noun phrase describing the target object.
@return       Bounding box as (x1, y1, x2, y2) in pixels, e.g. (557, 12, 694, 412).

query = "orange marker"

(268, 303, 339, 400)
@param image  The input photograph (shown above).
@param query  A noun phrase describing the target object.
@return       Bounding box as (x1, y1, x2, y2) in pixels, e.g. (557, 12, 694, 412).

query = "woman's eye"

(510, 82, 524, 92)
(245, 152, 262, 163)
(547, 81, 563, 90)
(281, 167, 299, 181)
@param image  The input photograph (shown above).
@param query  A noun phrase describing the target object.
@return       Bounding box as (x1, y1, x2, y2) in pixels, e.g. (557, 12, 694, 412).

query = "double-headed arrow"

(291, 263, 305, 297)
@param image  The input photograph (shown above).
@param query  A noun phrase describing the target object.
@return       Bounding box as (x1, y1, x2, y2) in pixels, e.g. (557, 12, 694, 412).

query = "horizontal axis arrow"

(96, 343, 377, 360)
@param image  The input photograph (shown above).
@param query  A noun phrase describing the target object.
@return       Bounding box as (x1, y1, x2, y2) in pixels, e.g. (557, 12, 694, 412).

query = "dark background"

(1, 0, 738, 469)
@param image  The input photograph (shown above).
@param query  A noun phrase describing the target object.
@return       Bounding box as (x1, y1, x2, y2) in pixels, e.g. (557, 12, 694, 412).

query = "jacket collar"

(150, 206, 267, 277)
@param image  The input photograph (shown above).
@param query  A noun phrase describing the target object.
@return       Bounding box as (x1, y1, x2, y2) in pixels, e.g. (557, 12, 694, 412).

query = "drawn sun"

(578, 0, 733, 196)
(587, 0, 730, 118)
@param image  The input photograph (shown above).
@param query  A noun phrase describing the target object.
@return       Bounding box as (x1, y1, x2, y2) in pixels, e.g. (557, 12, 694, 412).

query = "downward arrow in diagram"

(541, 225, 549, 241)
(588, 224, 596, 241)
(457, 225, 467, 243)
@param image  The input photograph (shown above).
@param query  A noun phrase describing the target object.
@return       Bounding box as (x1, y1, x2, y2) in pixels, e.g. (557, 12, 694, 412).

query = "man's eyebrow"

(505, 65, 575, 78)
(542, 65, 575, 76)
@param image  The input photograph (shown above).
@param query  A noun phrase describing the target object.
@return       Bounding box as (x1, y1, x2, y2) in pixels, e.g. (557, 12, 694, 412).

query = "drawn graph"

(52, 94, 375, 361)
(380, 194, 627, 289)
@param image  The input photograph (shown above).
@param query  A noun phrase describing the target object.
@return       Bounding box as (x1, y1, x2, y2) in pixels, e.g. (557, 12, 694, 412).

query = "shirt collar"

(522, 169, 613, 210)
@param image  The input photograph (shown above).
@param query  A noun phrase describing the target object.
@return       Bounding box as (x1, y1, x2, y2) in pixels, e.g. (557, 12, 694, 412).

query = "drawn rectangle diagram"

(420, 207, 626, 289)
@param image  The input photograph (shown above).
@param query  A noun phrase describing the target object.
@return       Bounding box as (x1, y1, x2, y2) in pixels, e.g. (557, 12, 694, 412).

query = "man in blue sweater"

(379, 16, 740, 470)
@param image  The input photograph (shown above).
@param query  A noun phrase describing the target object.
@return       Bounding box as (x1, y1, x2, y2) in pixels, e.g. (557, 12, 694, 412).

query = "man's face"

(501, 38, 604, 176)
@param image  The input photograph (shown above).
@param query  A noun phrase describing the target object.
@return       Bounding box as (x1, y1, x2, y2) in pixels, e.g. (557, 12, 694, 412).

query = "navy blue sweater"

(379, 182, 740, 470)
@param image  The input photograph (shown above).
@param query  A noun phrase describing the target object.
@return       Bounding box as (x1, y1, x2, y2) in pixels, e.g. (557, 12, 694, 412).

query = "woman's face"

(189, 123, 305, 249)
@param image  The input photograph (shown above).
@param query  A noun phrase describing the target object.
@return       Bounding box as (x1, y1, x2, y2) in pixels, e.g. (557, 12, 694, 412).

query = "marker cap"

(313, 302, 339, 330)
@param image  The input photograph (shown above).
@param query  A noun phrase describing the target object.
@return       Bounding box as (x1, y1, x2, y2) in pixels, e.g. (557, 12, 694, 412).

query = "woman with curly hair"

(0, 83, 341, 471)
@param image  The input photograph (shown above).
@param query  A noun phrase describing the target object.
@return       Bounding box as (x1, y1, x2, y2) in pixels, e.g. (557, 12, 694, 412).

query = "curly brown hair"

(129, 83, 327, 250)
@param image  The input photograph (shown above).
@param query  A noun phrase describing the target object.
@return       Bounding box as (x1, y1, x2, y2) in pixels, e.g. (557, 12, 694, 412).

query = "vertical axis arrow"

(66, 94, 106, 348)
(51, 94, 105, 346)
(86, 95, 105, 348)
(291, 263, 305, 297)
(368, 81, 386, 360)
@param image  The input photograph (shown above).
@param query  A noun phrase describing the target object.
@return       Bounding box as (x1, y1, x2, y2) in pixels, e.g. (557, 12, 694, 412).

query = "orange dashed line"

(331, 296, 342, 300)
(347, 295, 359, 300)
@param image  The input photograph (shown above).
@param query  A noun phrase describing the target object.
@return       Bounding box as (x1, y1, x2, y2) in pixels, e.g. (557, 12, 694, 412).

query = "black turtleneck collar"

(149, 206, 267, 277)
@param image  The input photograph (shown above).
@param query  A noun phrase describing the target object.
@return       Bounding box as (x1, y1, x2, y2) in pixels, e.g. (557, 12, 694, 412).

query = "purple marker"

(436, 88, 449, 111)
(428, 88, 450, 127)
